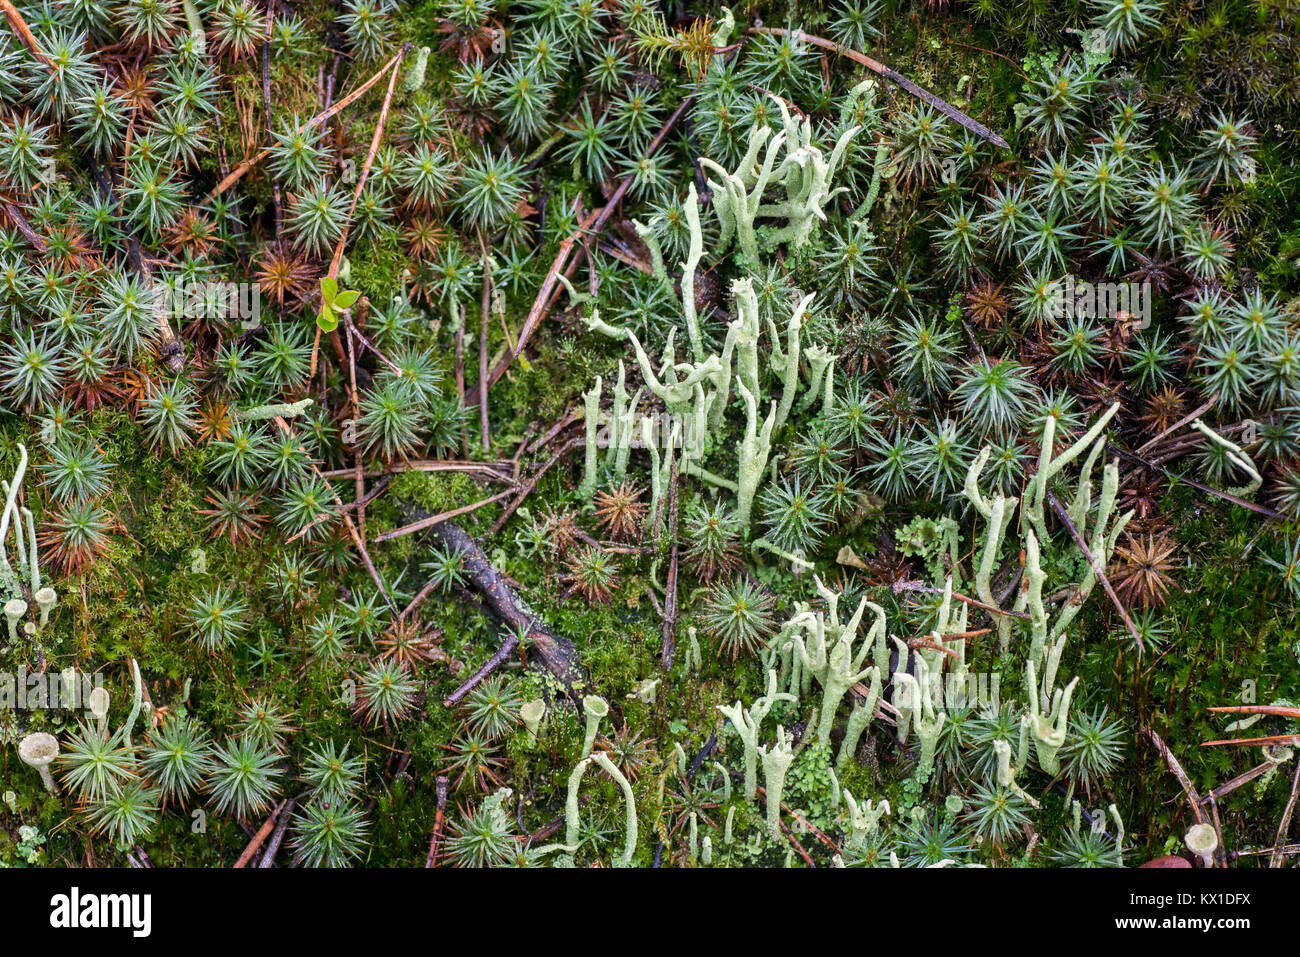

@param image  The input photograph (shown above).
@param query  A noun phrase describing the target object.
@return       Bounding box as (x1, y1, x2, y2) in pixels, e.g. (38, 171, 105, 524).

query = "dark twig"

(374, 487, 515, 542)
(1200, 759, 1279, 804)
(1109, 445, 1282, 521)
(488, 437, 581, 537)
(443, 627, 520, 707)
(892, 579, 1029, 619)
(526, 413, 581, 457)
(1144, 725, 1208, 826)
(1046, 491, 1144, 656)
(1, 203, 48, 252)
(233, 800, 286, 867)
(320, 460, 514, 483)
(256, 797, 295, 868)
(756, 784, 842, 857)
(425, 776, 449, 867)
(527, 797, 588, 847)
(747, 27, 1010, 148)
(1135, 397, 1216, 454)
(1271, 759, 1300, 868)
(1230, 843, 1300, 860)
(127, 239, 185, 374)
(272, 415, 396, 612)
(408, 518, 585, 694)
(128, 846, 153, 868)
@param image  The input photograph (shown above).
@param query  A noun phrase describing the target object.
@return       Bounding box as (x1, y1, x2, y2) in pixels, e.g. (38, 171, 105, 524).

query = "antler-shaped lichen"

(1191, 417, 1262, 498)
(717, 669, 795, 800)
(700, 94, 861, 263)
(963, 448, 1020, 652)
(0, 444, 56, 639)
(1024, 657, 1078, 776)
(841, 788, 890, 847)
(837, 667, 882, 771)
(783, 576, 885, 745)
(757, 724, 795, 838)
(760, 96, 861, 252)
(700, 120, 787, 265)
(579, 375, 603, 506)
(734, 380, 776, 533)
(1023, 402, 1121, 552)
(0, 443, 30, 598)
(892, 649, 946, 783)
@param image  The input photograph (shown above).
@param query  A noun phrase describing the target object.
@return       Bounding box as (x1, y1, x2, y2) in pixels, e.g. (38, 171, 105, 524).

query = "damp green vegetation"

(0, 0, 1299, 870)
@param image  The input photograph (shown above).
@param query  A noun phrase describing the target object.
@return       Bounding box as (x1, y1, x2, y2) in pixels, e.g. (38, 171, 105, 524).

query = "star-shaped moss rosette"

(316, 276, 360, 333)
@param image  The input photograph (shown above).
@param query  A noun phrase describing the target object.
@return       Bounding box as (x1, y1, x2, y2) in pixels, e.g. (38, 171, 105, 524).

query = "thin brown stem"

(202, 47, 408, 205)
(1272, 759, 1300, 868)
(1046, 491, 1145, 655)
(374, 488, 515, 542)
(233, 800, 286, 868)
(746, 27, 1010, 148)
(477, 232, 492, 453)
(1143, 725, 1208, 826)
(467, 97, 695, 404)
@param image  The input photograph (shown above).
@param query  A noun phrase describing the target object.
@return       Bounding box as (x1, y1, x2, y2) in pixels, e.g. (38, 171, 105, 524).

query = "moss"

(349, 232, 408, 305)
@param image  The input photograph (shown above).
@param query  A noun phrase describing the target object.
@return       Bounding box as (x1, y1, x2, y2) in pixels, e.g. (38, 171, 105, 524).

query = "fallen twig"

(256, 797, 296, 868)
(1046, 491, 1144, 656)
(273, 415, 396, 612)
(202, 47, 408, 205)
(443, 627, 520, 707)
(892, 579, 1030, 620)
(1202, 732, 1300, 748)
(320, 459, 515, 483)
(308, 43, 410, 379)
(1202, 704, 1300, 747)
(233, 800, 286, 867)
(1135, 397, 1216, 455)
(1110, 445, 1282, 521)
(0, 0, 51, 64)
(408, 518, 585, 695)
(756, 784, 841, 858)
(488, 436, 581, 537)
(374, 487, 515, 542)
(1207, 704, 1300, 719)
(123, 238, 185, 374)
(1200, 759, 1281, 804)
(526, 413, 581, 457)
(1230, 843, 1300, 860)
(1144, 725, 1208, 826)
(747, 27, 1010, 149)
(1271, 759, 1300, 868)
(468, 98, 695, 401)
(1, 202, 48, 252)
(425, 776, 449, 867)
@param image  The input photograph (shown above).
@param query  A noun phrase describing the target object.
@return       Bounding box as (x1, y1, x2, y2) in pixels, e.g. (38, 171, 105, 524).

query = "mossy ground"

(3, 0, 1299, 867)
